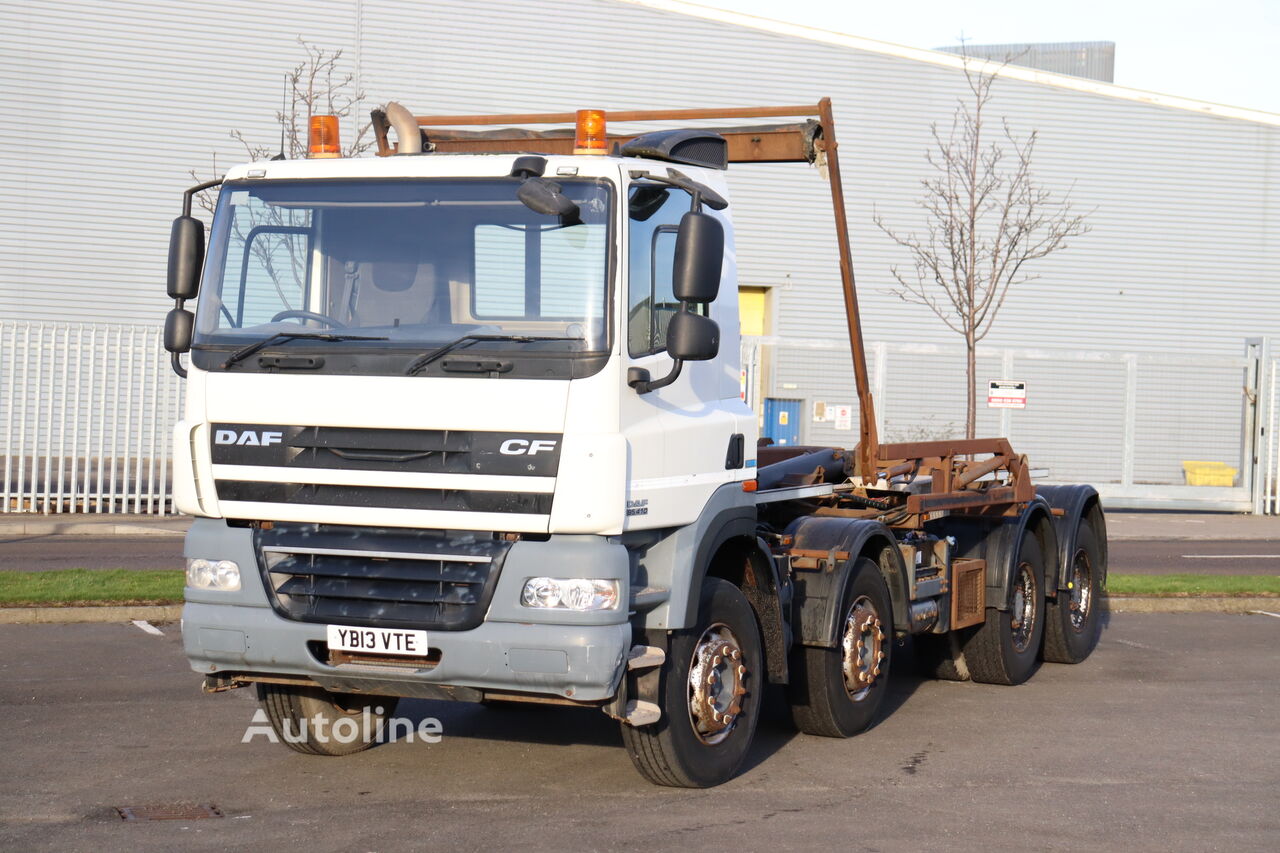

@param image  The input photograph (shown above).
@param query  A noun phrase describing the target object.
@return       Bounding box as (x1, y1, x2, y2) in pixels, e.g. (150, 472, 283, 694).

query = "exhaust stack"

(383, 101, 422, 155)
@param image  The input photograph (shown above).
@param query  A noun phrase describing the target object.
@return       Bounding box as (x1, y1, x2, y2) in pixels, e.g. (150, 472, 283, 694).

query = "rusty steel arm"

(370, 100, 880, 478)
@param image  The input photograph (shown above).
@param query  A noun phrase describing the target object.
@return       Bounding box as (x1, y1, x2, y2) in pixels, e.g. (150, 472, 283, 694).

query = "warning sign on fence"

(987, 380, 1027, 409)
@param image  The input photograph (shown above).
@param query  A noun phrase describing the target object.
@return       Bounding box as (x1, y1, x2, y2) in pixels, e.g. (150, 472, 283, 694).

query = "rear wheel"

(256, 683, 398, 756)
(963, 530, 1045, 685)
(787, 557, 894, 737)
(1043, 518, 1104, 663)
(621, 577, 764, 788)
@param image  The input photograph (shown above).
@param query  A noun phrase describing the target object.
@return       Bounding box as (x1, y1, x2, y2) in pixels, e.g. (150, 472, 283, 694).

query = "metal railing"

(1255, 339, 1280, 515)
(742, 336, 1270, 513)
(1, 320, 1275, 515)
(1, 322, 184, 515)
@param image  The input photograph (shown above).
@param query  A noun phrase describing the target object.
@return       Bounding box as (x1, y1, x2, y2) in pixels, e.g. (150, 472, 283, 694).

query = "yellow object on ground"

(1181, 460, 1238, 486)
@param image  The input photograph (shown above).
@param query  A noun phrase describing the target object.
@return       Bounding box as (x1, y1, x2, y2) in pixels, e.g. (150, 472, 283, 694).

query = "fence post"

(1000, 348, 1015, 440)
(873, 341, 887, 437)
(1122, 354, 1137, 486)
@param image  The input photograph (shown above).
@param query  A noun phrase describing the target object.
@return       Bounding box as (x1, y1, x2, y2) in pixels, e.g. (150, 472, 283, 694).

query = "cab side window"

(628, 186, 692, 356)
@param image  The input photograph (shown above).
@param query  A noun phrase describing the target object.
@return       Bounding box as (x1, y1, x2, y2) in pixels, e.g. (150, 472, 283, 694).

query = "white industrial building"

(1, 0, 1278, 513)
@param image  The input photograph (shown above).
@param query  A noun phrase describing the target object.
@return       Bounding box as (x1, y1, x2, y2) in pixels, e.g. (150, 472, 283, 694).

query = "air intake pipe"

(383, 101, 422, 155)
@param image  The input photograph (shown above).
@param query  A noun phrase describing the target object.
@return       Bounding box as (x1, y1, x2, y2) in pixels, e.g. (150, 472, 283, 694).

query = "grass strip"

(1, 569, 1276, 607)
(1108, 573, 1280, 597)
(0, 569, 184, 606)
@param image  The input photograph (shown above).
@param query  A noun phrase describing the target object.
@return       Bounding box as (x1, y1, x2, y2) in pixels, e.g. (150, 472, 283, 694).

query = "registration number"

(326, 624, 429, 657)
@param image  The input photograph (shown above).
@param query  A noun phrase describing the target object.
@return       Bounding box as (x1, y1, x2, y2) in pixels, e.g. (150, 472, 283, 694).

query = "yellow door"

(739, 286, 767, 336)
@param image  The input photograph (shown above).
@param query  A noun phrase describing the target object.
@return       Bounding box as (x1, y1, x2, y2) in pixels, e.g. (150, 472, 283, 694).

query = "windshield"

(192, 178, 613, 376)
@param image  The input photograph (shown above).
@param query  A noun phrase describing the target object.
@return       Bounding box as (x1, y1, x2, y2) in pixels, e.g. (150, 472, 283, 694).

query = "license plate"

(326, 624, 429, 657)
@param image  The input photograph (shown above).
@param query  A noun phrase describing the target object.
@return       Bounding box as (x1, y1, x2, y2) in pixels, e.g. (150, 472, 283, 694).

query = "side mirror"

(164, 307, 194, 354)
(672, 211, 723, 303)
(666, 311, 719, 361)
(167, 215, 205, 300)
(517, 178, 580, 219)
(628, 309, 721, 394)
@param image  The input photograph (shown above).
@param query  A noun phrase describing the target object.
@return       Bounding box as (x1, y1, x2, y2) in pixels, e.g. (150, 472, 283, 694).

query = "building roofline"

(621, 0, 1280, 128)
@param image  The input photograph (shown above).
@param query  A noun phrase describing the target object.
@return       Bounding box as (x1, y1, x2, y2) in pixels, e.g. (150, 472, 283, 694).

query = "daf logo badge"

(215, 429, 284, 447)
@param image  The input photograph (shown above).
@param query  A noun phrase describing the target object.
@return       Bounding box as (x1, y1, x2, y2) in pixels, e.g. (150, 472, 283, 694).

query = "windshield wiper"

(220, 332, 389, 369)
(404, 335, 583, 375)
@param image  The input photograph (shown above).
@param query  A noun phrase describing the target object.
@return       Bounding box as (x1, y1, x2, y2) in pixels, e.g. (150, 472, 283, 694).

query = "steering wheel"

(270, 309, 347, 329)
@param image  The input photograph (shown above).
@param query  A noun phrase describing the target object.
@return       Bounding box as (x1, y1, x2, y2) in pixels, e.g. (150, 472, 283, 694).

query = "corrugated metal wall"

(2, 0, 1277, 501)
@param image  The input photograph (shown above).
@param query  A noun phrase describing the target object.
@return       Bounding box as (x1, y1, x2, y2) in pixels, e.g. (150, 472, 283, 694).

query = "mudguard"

(1035, 484, 1108, 589)
(933, 497, 1059, 611)
(784, 516, 908, 648)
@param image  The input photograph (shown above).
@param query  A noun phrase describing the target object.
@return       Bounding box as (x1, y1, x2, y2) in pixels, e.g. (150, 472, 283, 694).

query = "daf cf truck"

(164, 100, 1106, 788)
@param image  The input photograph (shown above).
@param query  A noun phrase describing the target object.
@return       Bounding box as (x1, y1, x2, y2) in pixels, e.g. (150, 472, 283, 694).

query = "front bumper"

(184, 600, 632, 702)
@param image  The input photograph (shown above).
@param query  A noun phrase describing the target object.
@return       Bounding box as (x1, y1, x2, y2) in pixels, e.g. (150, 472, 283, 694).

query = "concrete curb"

(0, 604, 182, 624)
(1106, 596, 1279, 613)
(0, 520, 186, 537)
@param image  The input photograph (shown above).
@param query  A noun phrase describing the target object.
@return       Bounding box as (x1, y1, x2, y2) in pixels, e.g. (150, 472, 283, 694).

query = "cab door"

(620, 182, 749, 529)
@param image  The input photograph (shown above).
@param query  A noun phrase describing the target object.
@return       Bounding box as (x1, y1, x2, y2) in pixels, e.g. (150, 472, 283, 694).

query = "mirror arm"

(628, 359, 683, 395)
(170, 352, 187, 379)
(182, 178, 224, 217)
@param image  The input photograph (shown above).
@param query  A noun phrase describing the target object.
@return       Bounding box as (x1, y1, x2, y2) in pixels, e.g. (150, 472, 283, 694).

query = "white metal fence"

(1, 322, 184, 515)
(743, 336, 1279, 514)
(1, 321, 1276, 515)
(1255, 339, 1280, 515)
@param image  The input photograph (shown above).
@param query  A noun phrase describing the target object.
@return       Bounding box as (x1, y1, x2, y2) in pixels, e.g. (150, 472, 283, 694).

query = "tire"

(913, 631, 971, 682)
(1043, 518, 1104, 664)
(787, 557, 894, 737)
(962, 530, 1045, 685)
(256, 683, 398, 756)
(621, 578, 764, 788)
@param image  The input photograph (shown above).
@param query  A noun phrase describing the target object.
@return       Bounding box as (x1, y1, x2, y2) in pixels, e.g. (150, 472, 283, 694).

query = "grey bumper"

(184, 601, 632, 702)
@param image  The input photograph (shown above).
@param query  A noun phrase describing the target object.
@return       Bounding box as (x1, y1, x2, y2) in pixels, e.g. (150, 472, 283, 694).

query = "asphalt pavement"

(0, 612, 1276, 851)
(1109, 539, 1280, 575)
(0, 535, 180, 572)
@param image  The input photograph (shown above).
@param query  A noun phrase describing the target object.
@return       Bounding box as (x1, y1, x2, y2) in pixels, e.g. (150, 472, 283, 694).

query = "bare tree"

(187, 39, 370, 316)
(874, 57, 1090, 439)
(192, 37, 371, 199)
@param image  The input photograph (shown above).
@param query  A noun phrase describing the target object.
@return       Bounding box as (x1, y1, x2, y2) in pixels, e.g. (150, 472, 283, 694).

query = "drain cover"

(116, 804, 224, 821)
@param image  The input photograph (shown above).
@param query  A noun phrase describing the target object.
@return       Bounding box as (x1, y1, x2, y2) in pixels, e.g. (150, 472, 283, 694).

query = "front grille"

(218, 481, 551, 514)
(212, 424, 562, 477)
(256, 524, 509, 630)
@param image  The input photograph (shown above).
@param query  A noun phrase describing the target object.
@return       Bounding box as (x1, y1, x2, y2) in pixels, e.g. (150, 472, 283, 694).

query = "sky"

(697, 0, 1280, 114)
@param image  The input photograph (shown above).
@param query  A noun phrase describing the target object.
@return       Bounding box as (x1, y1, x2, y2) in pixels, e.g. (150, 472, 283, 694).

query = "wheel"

(913, 631, 970, 681)
(962, 530, 1046, 685)
(270, 309, 347, 328)
(255, 683, 397, 756)
(787, 557, 894, 737)
(621, 577, 764, 788)
(1043, 518, 1104, 663)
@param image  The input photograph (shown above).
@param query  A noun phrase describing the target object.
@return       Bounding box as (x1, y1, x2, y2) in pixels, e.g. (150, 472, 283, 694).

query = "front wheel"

(256, 683, 398, 756)
(621, 577, 764, 788)
(787, 557, 894, 737)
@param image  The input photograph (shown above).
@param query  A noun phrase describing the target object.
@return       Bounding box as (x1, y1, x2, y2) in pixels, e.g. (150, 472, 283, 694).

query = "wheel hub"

(1068, 547, 1093, 631)
(687, 624, 748, 745)
(1010, 561, 1037, 652)
(841, 596, 885, 700)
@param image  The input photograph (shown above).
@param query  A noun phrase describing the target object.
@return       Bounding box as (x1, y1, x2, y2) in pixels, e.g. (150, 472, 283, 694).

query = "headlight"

(521, 577, 619, 611)
(186, 558, 241, 592)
